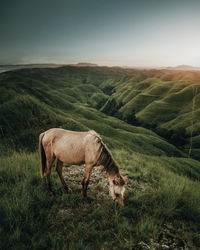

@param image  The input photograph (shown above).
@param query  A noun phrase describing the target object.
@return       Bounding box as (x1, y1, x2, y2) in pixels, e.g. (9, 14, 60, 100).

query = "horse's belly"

(59, 154, 85, 165)
(54, 144, 85, 165)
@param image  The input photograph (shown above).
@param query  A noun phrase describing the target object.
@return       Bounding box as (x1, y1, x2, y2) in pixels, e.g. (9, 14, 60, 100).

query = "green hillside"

(1, 66, 200, 249)
(0, 66, 184, 157)
(100, 69, 200, 159)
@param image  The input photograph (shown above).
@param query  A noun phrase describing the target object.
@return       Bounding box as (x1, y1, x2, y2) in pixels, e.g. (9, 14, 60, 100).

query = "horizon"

(1, 0, 200, 67)
(1, 62, 200, 70)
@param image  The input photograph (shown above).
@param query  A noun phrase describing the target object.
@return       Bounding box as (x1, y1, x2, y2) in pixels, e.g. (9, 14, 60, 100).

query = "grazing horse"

(39, 128, 127, 206)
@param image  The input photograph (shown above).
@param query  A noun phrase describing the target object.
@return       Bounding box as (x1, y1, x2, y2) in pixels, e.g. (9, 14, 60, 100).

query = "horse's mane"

(90, 131, 119, 174)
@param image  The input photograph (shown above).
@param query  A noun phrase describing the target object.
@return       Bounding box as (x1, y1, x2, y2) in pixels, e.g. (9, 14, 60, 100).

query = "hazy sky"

(1, 0, 200, 67)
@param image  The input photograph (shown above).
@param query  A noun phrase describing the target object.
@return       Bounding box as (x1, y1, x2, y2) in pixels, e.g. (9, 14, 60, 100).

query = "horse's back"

(41, 128, 100, 165)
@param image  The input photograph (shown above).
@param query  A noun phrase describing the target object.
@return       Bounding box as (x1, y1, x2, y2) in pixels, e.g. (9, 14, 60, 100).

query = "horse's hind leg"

(46, 154, 55, 193)
(56, 159, 69, 192)
(82, 164, 93, 197)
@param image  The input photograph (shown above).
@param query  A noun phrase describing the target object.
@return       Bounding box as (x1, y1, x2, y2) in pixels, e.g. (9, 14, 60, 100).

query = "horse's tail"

(39, 132, 46, 178)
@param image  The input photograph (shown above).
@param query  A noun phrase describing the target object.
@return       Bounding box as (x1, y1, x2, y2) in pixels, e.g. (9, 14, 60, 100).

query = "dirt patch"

(63, 164, 110, 198)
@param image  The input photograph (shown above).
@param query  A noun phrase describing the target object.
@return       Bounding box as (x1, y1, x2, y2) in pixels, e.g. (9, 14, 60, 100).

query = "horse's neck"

(97, 141, 119, 175)
(105, 161, 119, 175)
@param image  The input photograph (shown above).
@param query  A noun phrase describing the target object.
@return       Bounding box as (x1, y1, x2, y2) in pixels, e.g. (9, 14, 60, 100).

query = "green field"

(0, 66, 200, 249)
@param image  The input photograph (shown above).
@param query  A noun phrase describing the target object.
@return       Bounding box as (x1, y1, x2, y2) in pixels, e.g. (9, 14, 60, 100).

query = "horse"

(39, 128, 127, 206)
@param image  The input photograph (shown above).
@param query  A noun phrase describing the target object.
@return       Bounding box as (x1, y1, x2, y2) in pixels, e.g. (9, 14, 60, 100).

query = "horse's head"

(108, 174, 128, 206)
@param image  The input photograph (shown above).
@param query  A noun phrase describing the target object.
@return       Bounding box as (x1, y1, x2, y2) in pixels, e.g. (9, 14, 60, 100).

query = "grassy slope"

(1, 66, 200, 249)
(101, 69, 200, 159)
(0, 67, 183, 157)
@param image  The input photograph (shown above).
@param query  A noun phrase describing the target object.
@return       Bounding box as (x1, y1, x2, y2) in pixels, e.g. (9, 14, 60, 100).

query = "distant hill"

(166, 64, 200, 71)
(73, 62, 99, 67)
(0, 62, 99, 73)
(0, 63, 63, 73)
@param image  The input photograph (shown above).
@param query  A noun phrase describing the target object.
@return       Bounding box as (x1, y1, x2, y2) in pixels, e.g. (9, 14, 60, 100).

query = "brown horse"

(39, 128, 127, 205)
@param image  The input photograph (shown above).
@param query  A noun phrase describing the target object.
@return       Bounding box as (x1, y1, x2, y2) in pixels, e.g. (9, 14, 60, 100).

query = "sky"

(1, 0, 200, 67)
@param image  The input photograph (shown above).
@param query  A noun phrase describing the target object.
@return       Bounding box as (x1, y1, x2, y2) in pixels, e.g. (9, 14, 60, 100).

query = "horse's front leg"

(82, 164, 93, 197)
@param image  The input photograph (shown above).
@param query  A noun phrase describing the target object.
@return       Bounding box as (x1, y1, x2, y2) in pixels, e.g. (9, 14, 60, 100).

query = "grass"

(1, 150, 200, 249)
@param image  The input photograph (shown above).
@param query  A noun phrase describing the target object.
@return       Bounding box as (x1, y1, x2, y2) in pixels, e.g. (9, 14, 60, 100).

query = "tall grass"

(1, 150, 200, 249)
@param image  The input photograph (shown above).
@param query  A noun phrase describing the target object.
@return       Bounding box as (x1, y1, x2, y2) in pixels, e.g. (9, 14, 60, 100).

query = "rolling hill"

(100, 68, 200, 159)
(0, 66, 183, 157)
(166, 64, 200, 71)
(1, 66, 200, 159)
